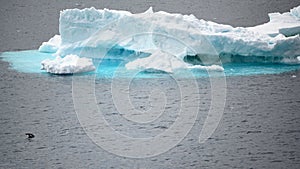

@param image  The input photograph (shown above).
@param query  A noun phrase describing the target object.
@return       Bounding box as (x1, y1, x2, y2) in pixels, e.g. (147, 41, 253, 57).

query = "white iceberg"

(41, 54, 95, 74)
(39, 6, 300, 74)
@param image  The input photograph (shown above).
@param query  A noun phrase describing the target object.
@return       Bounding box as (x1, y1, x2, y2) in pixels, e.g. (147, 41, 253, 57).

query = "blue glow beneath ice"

(1, 50, 300, 78)
(1, 50, 54, 74)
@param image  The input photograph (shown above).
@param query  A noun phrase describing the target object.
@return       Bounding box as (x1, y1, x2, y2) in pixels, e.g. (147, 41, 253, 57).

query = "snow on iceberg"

(39, 6, 300, 74)
(291, 5, 300, 18)
(41, 55, 95, 74)
(248, 5, 300, 37)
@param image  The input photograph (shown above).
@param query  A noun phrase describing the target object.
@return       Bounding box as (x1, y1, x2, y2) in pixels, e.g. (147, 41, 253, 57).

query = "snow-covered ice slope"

(39, 35, 61, 53)
(248, 5, 300, 37)
(39, 6, 300, 73)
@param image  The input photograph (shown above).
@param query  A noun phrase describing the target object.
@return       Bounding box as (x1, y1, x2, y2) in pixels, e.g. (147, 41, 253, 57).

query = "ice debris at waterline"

(37, 5, 300, 74)
(125, 50, 224, 73)
(41, 55, 95, 74)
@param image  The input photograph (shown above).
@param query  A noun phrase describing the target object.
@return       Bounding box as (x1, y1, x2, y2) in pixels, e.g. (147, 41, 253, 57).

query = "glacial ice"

(39, 5, 300, 74)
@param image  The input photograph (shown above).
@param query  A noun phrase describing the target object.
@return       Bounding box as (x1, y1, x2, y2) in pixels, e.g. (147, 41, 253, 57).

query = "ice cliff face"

(39, 6, 300, 74)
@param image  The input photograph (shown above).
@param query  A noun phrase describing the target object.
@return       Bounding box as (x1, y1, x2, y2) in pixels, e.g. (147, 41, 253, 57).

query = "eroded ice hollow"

(39, 6, 300, 74)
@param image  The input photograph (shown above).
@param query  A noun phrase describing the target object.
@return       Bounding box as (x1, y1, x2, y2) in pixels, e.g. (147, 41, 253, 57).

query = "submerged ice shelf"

(2, 50, 300, 78)
(1, 6, 300, 77)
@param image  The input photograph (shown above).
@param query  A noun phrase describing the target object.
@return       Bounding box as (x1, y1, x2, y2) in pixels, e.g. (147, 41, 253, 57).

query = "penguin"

(25, 133, 35, 139)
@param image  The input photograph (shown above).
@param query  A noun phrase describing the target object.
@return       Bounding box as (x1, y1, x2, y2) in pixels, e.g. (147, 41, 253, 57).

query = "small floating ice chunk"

(38, 35, 61, 53)
(188, 64, 224, 71)
(41, 54, 95, 74)
(292, 75, 297, 78)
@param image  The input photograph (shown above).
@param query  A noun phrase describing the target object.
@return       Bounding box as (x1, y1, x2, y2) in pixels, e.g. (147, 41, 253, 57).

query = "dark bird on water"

(25, 133, 35, 139)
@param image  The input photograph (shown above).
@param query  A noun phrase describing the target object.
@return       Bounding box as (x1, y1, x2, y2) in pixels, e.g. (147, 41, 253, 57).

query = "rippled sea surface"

(1, 0, 300, 168)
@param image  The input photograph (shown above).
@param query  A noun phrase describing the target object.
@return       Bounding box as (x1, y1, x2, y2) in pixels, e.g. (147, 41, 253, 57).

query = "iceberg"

(39, 6, 300, 74)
